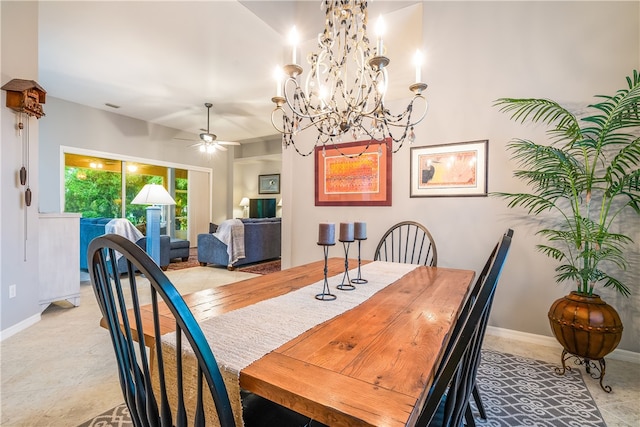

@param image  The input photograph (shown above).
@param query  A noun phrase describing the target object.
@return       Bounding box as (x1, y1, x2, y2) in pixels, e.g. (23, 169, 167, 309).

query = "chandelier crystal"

(271, 0, 428, 157)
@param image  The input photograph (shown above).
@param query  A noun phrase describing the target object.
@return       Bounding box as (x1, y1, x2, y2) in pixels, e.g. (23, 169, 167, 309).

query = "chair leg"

(472, 385, 487, 420)
(465, 403, 477, 427)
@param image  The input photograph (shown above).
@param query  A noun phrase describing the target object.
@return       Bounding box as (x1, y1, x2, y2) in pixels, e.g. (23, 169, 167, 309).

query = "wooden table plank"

(239, 353, 416, 427)
(241, 266, 475, 427)
(101, 258, 365, 351)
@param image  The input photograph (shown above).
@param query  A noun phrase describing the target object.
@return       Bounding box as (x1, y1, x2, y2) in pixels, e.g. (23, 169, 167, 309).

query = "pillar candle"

(339, 222, 354, 242)
(413, 50, 423, 84)
(354, 222, 367, 240)
(289, 27, 298, 64)
(375, 16, 385, 56)
(318, 223, 335, 245)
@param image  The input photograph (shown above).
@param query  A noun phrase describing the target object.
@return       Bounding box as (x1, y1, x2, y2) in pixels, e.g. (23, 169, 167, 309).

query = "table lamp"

(131, 184, 176, 265)
(240, 197, 250, 218)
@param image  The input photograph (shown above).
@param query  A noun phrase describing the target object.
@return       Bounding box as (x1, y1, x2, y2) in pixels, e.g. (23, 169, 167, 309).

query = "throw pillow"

(209, 223, 218, 233)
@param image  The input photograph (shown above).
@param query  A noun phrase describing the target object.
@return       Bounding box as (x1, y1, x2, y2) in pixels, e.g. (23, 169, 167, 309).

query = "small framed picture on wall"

(410, 140, 488, 197)
(258, 174, 280, 194)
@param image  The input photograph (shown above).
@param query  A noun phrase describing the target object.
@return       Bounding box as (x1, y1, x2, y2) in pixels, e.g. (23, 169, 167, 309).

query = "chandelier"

(270, 0, 428, 157)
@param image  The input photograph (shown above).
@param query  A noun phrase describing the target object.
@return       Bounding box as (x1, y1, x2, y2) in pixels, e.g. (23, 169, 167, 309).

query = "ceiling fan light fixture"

(200, 132, 215, 143)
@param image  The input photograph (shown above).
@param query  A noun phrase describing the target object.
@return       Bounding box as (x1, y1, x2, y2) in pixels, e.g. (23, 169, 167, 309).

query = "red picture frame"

(314, 139, 392, 206)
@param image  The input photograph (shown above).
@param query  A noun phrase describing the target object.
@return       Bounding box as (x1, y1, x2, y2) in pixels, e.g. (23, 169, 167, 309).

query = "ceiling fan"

(175, 102, 240, 153)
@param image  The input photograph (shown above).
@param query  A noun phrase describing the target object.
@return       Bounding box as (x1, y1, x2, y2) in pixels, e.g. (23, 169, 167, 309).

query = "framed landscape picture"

(258, 174, 280, 194)
(315, 139, 392, 206)
(410, 140, 488, 197)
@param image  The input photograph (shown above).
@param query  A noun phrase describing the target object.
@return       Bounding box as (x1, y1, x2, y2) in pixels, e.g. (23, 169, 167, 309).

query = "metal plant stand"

(555, 350, 611, 393)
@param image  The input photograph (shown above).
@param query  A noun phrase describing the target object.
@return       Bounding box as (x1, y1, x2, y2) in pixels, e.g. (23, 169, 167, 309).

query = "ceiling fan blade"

(217, 140, 241, 146)
(214, 144, 228, 151)
(189, 142, 202, 148)
(174, 137, 197, 142)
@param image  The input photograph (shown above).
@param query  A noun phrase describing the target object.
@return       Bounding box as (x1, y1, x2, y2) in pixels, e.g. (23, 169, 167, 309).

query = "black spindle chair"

(416, 229, 513, 427)
(88, 234, 311, 427)
(374, 221, 438, 266)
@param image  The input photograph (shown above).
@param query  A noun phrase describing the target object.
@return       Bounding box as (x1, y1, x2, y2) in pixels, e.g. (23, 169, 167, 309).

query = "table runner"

(161, 261, 419, 426)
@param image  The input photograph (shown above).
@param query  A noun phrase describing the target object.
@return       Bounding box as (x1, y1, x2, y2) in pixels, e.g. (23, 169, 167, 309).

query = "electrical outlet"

(9, 285, 16, 299)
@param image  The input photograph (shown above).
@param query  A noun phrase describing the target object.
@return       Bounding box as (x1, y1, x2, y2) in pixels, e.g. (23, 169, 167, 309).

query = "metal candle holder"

(337, 239, 356, 291)
(316, 244, 337, 301)
(350, 237, 368, 285)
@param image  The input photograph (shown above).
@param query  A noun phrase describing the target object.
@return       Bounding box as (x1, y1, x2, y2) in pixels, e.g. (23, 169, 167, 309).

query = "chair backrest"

(415, 229, 513, 427)
(441, 229, 514, 360)
(88, 234, 235, 427)
(374, 221, 438, 266)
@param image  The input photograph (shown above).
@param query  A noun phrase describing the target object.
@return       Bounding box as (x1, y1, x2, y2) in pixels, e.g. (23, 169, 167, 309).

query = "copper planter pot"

(548, 291, 623, 360)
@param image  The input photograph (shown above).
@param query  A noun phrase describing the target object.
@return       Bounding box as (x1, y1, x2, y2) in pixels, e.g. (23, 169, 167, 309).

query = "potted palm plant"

(493, 70, 640, 392)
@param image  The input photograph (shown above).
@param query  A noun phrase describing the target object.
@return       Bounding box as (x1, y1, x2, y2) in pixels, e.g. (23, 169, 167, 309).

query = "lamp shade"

(131, 184, 176, 205)
(239, 197, 250, 207)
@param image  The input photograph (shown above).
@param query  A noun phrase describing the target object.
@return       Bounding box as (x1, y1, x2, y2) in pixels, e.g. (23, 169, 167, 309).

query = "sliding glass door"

(64, 153, 189, 238)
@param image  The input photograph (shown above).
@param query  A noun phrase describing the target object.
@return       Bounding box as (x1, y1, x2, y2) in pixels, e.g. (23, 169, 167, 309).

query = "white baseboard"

(0, 313, 41, 342)
(486, 326, 640, 364)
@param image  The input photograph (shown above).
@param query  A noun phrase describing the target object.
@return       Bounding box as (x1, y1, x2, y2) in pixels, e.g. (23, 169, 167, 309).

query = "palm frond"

(494, 98, 582, 143)
(494, 71, 640, 296)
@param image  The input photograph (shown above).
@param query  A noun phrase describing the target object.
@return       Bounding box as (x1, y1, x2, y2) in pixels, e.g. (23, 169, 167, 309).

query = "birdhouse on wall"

(1, 78, 46, 118)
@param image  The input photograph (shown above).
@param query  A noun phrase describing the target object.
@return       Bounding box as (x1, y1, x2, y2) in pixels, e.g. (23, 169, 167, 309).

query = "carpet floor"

(77, 350, 606, 426)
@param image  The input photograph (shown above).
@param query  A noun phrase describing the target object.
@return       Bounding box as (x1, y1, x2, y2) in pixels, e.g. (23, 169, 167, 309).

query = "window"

(64, 154, 122, 218)
(64, 153, 189, 237)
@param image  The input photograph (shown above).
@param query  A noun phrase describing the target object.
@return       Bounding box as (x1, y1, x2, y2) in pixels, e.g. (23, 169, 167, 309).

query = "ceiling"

(37, 1, 421, 145)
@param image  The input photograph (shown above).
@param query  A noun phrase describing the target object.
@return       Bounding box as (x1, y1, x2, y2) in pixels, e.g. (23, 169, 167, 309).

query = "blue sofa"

(80, 217, 170, 272)
(197, 217, 281, 269)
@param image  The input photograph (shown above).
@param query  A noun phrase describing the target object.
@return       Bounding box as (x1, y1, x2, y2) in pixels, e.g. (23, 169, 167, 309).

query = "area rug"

(77, 350, 606, 426)
(472, 350, 606, 426)
(165, 247, 199, 271)
(237, 259, 281, 275)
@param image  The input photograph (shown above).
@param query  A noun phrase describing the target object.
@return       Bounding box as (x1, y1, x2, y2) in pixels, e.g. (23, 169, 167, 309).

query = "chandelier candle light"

(317, 222, 337, 301)
(338, 222, 356, 291)
(271, 0, 428, 157)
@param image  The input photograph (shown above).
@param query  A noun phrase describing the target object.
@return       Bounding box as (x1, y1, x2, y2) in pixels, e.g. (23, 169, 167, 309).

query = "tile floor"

(1, 266, 638, 426)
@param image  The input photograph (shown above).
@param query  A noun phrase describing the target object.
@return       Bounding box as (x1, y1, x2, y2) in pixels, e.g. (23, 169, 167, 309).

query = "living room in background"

(64, 152, 190, 239)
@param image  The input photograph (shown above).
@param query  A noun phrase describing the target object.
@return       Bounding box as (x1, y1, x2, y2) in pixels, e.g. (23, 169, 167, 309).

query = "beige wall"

(281, 1, 640, 353)
(1, 1, 42, 335)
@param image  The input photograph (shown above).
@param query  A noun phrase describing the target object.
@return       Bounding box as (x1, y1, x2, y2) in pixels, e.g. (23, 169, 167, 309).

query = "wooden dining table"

(110, 258, 475, 427)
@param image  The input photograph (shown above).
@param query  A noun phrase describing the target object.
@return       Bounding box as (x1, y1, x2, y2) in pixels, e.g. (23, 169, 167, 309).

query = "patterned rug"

(165, 248, 199, 271)
(165, 249, 281, 274)
(77, 350, 606, 426)
(472, 350, 605, 426)
(237, 259, 281, 275)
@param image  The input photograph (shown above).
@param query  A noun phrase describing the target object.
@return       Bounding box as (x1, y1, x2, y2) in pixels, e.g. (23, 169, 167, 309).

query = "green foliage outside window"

(64, 167, 121, 218)
(65, 166, 164, 222)
(125, 174, 163, 225)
